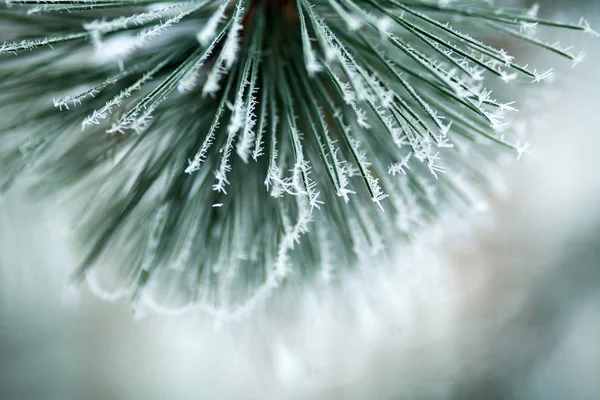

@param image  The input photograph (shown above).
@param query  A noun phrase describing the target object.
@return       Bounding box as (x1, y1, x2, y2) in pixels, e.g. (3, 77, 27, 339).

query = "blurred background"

(1, 1, 599, 399)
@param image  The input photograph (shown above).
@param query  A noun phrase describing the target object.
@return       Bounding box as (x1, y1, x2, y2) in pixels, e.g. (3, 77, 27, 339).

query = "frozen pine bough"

(0, 0, 594, 320)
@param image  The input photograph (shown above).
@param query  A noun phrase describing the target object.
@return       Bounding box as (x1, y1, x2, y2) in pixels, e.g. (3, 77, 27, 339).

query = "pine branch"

(0, 0, 594, 320)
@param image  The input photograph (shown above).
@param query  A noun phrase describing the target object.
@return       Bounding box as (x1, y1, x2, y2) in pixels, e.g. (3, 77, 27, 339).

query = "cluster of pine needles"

(0, 0, 595, 320)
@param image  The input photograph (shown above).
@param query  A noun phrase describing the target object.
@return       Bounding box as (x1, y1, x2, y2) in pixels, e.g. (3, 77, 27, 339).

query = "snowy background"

(1, 1, 599, 399)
